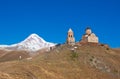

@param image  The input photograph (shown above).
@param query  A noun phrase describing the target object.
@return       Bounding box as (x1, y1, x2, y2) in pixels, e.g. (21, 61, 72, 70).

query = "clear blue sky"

(0, 0, 120, 48)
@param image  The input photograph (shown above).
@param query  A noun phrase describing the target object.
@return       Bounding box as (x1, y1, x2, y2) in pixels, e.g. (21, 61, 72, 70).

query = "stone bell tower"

(66, 28, 75, 45)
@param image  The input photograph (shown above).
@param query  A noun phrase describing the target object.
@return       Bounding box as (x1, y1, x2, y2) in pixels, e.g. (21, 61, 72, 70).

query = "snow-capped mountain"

(0, 33, 56, 51)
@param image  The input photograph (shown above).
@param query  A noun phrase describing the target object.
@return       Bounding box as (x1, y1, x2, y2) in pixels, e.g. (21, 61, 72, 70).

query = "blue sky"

(0, 0, 120, 48)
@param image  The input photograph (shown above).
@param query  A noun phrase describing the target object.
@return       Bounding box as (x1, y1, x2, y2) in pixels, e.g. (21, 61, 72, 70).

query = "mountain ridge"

(0, 33, 56, 51)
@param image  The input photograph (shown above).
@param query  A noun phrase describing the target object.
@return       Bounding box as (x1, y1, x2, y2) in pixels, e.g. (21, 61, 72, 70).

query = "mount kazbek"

(0, 33, 56, 51)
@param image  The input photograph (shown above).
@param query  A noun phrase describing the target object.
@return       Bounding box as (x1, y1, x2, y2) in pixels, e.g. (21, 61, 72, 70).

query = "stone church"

(80, 27, 99, 43)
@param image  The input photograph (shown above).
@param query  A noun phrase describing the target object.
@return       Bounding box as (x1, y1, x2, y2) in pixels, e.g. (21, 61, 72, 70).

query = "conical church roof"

(68, 28, 73, 32)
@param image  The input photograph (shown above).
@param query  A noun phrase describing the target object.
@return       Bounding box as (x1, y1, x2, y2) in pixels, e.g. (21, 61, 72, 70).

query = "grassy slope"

(0, 44, 120, 79)
(0, 50, 30, 62)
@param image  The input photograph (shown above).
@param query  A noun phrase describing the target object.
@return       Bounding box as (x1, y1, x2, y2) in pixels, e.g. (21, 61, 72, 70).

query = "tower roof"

(68, 28, 73, 32)
(85, 27, 91, 30)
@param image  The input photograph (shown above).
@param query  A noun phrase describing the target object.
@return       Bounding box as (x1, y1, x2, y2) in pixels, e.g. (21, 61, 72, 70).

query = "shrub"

(89, 58, 93, 62)
(106, 48, 109, 50)
(70, 52, 79, 60)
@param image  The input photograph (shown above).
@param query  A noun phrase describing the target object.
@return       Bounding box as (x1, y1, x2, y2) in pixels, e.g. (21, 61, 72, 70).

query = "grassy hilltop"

(0, 44, 120, 79)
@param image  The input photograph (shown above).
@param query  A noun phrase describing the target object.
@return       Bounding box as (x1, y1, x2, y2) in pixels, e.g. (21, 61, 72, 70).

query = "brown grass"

(0, 44, 120, 79)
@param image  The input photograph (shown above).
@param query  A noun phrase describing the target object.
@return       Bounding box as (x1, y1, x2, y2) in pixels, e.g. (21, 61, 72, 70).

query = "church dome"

(85, 27, 91, 31)
(86, 27, 92, 35)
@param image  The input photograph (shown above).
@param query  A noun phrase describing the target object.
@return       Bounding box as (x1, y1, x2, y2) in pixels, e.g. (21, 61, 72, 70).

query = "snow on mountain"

(0, 33, 56, 51)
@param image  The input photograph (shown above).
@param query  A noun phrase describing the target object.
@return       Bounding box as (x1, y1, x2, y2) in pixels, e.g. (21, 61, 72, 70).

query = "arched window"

(69, 35, 71, 37)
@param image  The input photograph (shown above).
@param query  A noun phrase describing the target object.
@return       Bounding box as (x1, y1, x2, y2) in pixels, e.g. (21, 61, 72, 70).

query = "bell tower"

(66, 28, 75, 45)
